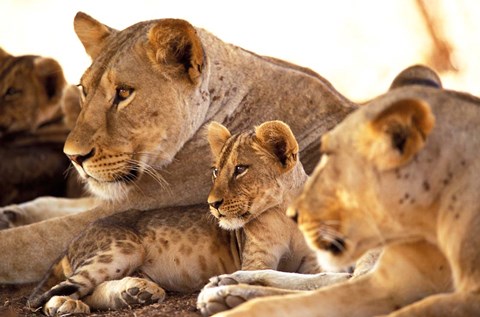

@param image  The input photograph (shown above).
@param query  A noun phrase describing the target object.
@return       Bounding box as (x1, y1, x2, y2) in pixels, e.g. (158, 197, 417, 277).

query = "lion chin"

(85, 176, 137, 202)
(218, 218, 247, 231)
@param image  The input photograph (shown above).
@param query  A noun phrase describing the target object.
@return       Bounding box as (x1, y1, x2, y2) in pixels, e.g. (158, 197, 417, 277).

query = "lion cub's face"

(0, 49, 66, 138)
(63, 13, 206, 200)
(207, 121, 300, 230)
(289, 98, 435, 271)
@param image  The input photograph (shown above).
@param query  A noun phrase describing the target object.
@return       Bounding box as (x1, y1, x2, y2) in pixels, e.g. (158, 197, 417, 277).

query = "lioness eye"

(212, 167, 219, 179)
(234, 165, 248, 177)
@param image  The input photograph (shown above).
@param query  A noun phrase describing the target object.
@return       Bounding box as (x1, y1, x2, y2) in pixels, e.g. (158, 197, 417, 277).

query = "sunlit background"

(1, 0, 479, 102)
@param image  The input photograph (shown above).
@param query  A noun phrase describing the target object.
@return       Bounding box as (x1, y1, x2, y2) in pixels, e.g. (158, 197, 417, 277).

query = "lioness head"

(64, 12, 208, 200)
(0, 48, 67, 137)
(207, 120, 303, 230)
(289, 97, 435, 270)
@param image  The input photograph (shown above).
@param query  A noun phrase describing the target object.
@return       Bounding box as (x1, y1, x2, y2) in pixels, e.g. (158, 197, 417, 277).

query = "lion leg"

(207, 240, 452, 317)
(0, 196, 97, 229)
(0, 203, 115, 284)
(83, 277, 166, 310)
(198, 284, 302, 316)
(203, 270, 352, 291)
(382, 292, 480, 317)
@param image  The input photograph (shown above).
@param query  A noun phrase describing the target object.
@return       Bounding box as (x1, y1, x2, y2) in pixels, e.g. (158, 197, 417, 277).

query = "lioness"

(0, 12, 355, 283)
(28, 121, 348, 316)
(0, 48, 84, 206)
(207, 76, 480, 316)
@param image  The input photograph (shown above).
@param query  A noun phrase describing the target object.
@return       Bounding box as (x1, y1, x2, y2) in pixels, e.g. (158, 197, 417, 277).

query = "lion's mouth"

(79, 163, 141, 184)
(113, 167, 140, 183)
(214, 209, 250, 219)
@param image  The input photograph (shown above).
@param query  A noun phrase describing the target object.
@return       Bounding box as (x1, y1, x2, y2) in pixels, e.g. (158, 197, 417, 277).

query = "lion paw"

(0, 206, 21, 229)
(114, 277, 166, 308)
(197, 285, 248, 316)
(43, 296, 90, 316)
(203, 270, 276, 290)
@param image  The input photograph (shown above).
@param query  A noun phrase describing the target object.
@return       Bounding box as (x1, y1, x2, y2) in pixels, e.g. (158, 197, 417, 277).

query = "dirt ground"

(0, 283, 202, 317)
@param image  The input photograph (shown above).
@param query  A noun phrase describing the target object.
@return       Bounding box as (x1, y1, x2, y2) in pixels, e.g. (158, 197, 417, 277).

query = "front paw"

(43, 296, 90, 316)
(203, 270, 273, 290)
(0, 205, 22, 229)
(197, 285, 250, 316)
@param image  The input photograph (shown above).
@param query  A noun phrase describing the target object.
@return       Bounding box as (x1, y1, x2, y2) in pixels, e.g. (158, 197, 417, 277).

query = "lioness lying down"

(0, 12, 356, 283)
(28, 121, 350, 315)
(208, 77, 480, 316)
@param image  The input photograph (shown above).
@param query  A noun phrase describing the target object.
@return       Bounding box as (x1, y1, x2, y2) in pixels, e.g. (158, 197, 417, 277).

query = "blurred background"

(1, 0, 479, 102)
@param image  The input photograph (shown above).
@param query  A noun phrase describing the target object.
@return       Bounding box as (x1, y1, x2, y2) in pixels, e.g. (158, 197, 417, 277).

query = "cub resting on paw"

(213, 77, 480, 316)
(0, 48, 84, 206)
(28, 121, 349, 315)
(0, 12, 355, 283)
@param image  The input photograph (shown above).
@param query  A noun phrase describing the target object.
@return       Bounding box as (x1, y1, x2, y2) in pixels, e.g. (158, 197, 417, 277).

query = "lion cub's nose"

(67, 148, 95, 167)
(209, 199, 224, 210)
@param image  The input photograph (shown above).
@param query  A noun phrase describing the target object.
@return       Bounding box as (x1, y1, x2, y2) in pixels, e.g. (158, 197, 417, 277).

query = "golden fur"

(27, 121, 347, 315)
(0, 12, 355, 283)
(209, 68, 480, 317)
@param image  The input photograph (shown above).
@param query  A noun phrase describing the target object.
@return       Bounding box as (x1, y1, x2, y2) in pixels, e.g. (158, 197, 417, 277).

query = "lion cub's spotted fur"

(29, 121, 322, 315)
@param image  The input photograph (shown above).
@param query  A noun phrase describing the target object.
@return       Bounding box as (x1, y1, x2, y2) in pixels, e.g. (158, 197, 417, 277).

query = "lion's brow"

(218, 133, 241, 170)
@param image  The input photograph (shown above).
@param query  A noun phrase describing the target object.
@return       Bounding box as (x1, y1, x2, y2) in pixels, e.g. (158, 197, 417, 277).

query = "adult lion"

(0, 12, 355, 284)
(207, 70, 480, 316)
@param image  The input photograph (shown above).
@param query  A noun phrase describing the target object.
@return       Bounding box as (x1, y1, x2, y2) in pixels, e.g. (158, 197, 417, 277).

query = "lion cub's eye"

(4, 87, 21, 98)
(212, 167, 219, 179)
(5, 87, 20, 96)
(115, 86, 134, 102)
(233, 165, 248, 178)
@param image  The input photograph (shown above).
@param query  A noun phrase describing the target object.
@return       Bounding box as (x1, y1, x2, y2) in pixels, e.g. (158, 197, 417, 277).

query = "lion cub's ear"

(74, 12, 116, 59)
(34, 58, 67, 104)
(255, 121, 299, 172)
(358, 98, 435, 171)
(148, 19, 204, 84)
(207, 122, 232, 158)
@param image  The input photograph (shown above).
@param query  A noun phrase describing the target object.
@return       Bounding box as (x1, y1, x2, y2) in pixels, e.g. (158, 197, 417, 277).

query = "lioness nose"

(67, 148, 95, 167)
(209, 199, 224, 210)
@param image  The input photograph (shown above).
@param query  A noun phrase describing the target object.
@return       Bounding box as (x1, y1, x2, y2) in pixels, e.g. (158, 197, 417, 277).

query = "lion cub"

(29, 121, 326, 315)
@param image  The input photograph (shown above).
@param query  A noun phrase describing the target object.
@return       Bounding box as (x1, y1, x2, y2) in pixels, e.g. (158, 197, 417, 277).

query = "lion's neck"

(197, 28, 355, 127)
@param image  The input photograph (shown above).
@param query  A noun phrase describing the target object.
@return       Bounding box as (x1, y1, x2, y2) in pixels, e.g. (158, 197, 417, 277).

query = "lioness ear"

(34, 57, 67, 104)
(74, 12, 115, 59)
(148, 19, 204, 83)
(255, 121, 299, 172)
(358, 98, 435, 171)
(207, 122, 231, 158)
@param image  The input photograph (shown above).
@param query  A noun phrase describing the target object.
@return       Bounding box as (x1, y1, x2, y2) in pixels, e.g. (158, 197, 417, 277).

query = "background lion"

(0, 48, 84, 207)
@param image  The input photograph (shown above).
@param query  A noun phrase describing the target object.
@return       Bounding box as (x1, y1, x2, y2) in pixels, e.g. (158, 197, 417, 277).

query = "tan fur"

(215, 70, 480, 316)
(0, 49, 84, 206)
(28, 121, 333, 315)
(0, 12, 355, 284)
